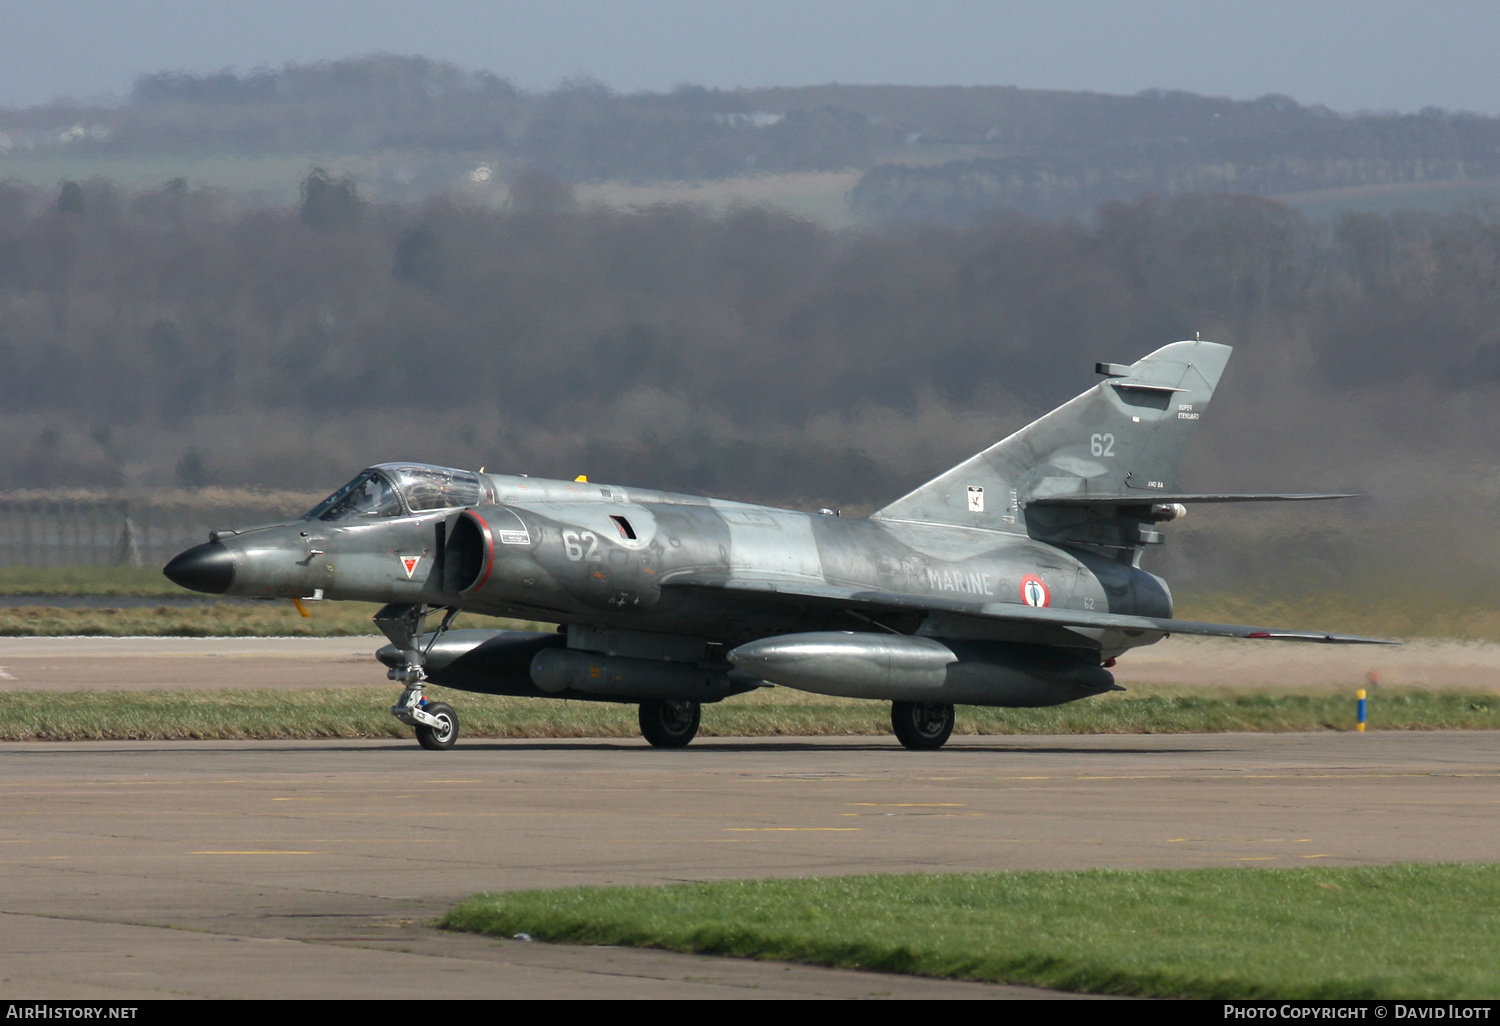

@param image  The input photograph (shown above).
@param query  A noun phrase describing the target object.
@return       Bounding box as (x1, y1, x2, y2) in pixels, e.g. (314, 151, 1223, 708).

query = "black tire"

(891, 701, 955, 750)
(416, 701, 459, 750)
(638, 700, 701, 748)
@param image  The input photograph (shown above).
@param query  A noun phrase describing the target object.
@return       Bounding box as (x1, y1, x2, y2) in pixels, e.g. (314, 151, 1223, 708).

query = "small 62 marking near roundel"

(1020, 574, 1051, 607)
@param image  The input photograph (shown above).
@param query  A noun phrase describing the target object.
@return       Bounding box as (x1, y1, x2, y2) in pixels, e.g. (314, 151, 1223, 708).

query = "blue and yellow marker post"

(1356, 688, 1367, 733)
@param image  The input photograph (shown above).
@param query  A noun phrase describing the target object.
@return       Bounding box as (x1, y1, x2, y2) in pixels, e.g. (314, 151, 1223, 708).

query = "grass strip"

(0, 566, 185, 597)
(0, 688, 637, 741)
(1176, 586, 1500, 644)
(1, 686, 1496, 740)
(0, 603, 548, 637)
(445, 865, 1500, 998)
(0, 603, 387, 637)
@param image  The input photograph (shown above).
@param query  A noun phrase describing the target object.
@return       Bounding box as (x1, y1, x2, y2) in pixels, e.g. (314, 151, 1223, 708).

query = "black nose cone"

(163, 541, 235, 594)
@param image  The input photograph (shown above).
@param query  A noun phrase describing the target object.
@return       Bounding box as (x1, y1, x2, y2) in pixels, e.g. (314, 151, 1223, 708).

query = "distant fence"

(0, 490, 320, 567)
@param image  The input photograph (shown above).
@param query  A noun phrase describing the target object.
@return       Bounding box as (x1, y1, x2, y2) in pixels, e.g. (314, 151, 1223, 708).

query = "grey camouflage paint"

(166, 340, 1388, 717)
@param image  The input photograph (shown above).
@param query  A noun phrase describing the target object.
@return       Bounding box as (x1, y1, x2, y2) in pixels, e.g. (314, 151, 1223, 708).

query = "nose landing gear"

(377, 603, 462, 750)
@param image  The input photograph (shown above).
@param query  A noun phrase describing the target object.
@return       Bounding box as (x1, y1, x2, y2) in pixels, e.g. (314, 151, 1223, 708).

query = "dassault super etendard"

(165, 340, 1388, 751)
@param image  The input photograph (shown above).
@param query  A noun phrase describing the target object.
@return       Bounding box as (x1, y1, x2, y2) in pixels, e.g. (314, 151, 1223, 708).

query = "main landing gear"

(890, 701, 955, 750)
(377, 603, 462, 751)
(638, 699, 701, 748)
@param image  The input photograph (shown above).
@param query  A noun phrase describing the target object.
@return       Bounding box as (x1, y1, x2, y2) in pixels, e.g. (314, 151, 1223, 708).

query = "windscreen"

(304, 464, 484, 522)
(304, 470, 403, 521)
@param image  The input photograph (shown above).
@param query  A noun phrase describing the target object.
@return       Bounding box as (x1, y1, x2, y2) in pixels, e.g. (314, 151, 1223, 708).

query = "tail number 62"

(1090, 433, 1116, 457)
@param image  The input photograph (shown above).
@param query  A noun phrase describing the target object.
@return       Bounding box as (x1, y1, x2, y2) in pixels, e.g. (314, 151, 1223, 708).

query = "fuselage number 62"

(1090, 433, 1116, 457)
(562, 530, 601, 561)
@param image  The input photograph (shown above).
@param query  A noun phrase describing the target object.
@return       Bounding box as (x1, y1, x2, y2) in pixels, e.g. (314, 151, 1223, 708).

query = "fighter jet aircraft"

(164, 340, 1386, 751)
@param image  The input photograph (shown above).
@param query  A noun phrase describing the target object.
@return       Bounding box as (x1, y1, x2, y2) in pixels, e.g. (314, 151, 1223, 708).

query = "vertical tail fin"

(871, 340, 1232, 529)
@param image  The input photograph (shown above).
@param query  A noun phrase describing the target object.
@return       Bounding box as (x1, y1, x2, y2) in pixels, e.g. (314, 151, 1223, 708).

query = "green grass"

(0, 601, 396, 637)
(0, 599, 549, 637)
(714, 687, 1500, 735)
(0, 565, 183, 597)
(1, 686, 1494, 741)
(1175, 586, 1500, 644)
(0, 688, 631, 741)
(444, 864, 1500, 998)
(0, 602, 408, 636)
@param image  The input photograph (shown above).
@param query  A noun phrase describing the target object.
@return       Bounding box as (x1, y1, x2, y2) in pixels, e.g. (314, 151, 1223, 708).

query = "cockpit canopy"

(305, 463, 485, 522)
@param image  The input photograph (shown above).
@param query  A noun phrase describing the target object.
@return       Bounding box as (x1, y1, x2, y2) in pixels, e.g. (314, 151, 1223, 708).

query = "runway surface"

(3, 633, 1498, 692)
(0, 636, 383, 691)
(1, 638, 1497, 999)
(5, 732, 1498, 999)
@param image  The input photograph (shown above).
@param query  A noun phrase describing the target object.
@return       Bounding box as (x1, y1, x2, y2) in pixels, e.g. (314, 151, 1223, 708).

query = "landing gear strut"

(377, 603, 462, 750)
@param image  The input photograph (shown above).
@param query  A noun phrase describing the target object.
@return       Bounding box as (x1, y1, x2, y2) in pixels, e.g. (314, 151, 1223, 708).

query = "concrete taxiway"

(4, 633, 1500, 692)
(1, 637, 1497, 999)
(0, 636, 383, 691)
(4, 731, 1498, 998)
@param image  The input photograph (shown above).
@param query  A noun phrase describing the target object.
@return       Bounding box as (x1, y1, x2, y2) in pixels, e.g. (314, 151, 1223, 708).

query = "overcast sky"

(8, 0, 1500, 115)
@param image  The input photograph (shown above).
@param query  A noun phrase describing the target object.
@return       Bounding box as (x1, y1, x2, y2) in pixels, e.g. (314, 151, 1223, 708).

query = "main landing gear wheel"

(415, 702, 458, 751)
(891, 701, 955, 750)
(638, 700, 701, 748)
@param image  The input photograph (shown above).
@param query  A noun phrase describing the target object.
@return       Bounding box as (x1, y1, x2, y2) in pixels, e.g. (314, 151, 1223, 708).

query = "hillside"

(5, 56, 1500, 220)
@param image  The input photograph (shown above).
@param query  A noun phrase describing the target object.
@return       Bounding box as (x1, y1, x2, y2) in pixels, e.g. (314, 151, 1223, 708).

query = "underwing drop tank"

(727, 632, 1118, 706)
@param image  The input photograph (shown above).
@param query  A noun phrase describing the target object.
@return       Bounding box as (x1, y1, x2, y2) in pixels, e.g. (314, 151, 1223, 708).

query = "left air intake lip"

(163, 541, 235, 594)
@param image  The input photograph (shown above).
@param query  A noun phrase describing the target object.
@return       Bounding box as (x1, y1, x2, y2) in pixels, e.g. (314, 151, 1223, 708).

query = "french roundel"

(1020, 574, 1051, 607)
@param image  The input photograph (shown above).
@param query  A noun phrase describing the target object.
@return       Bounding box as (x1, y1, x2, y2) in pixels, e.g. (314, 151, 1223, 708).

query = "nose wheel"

(415, 701, 458, 750)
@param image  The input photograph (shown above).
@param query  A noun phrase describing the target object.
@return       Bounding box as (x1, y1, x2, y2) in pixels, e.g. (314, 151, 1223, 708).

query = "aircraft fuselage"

(176, 472, 1172, 658)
